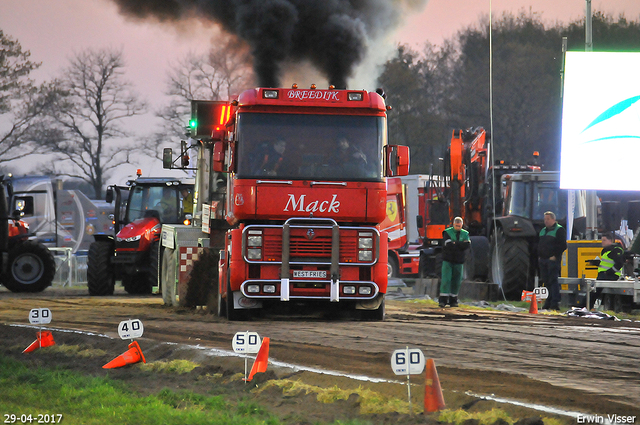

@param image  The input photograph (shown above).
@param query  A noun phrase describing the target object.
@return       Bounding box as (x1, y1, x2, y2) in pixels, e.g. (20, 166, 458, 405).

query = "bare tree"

(41, 48, 146, 197)
(0, 29, 51, 166)
(146, 34, 254, 160)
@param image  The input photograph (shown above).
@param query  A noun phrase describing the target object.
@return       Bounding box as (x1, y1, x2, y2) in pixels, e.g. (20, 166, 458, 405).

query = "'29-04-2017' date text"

(4, 414, 62, 424)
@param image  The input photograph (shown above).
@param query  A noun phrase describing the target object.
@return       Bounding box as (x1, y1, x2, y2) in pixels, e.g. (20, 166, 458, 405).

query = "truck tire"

(161, 248, 178, 306)
(226, 277, 249, 321)
(490, 229, 530, 300)
(87, 241, 115, 296)
(387, 254, 398, 278)
(359, 295, 386, 321)
(464, 236, 490, 281)
(3, 241, 55, 293)
(217, 286, 227, 317)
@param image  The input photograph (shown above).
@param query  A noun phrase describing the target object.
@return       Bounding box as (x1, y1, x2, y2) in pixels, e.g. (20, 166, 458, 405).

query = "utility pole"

(585, 0, 593, 52)
(584, 0, 598, 239)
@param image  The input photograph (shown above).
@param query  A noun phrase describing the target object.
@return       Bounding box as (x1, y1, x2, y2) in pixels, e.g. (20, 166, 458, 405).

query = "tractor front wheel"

(87, 241, 115, 296)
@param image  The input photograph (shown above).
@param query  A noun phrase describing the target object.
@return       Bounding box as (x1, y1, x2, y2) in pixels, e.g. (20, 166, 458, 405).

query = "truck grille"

(261, 227, 359, 262)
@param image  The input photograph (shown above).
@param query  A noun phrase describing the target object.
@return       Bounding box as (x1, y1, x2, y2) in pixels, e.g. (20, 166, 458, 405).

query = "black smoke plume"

(110, 0, 426, 88)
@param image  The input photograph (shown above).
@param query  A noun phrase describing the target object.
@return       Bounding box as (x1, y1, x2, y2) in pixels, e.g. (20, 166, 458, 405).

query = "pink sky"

(1, 0, 639, 177)
(2, 0, 639, 103)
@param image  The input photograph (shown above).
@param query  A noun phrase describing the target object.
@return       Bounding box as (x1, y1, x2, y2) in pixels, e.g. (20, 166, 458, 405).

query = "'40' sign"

(118, 319, 144, 340)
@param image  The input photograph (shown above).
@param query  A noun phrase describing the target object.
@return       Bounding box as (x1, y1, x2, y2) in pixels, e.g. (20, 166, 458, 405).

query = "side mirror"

(180, 141, 189, 167)
(385, 145, 410, 177)
(163, 148, 173, 169)
(416, 215, 424, 229)
(105, 186, 114, 203)
(212, 141, 226, 173)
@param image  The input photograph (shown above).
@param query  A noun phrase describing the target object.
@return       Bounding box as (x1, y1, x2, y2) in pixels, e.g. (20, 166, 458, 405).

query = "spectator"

(537, 211, 567, 310)
(439, 216, 470, 308)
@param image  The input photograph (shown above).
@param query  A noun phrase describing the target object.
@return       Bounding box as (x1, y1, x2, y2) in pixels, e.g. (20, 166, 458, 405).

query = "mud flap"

(233, 291, 262, 309)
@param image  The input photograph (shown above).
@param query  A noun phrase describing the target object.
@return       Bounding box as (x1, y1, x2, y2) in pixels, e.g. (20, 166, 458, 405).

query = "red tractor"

(87, 176, 194, 295)
(0, 175, 55, 292)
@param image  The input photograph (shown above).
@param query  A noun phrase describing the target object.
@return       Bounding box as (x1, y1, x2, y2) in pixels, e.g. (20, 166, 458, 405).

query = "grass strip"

(0, 354, 279, 425)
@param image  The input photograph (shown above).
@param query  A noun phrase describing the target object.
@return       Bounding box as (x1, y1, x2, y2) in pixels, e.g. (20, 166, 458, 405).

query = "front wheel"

(387, 255, 398, 278)
(3, 241, 55, 293)
(226, 275, 249, 321)
(87, 240, 115, 296)
(358, 295, 386, 321)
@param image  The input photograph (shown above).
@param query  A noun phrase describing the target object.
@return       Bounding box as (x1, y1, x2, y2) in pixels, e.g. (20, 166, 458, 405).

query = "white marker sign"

(118, 319, 144, 340)
(29, 308, 52, 325)
(232, 331, 261, 354)
(533, 287, 549, 300)
(391, 348, 425, 375)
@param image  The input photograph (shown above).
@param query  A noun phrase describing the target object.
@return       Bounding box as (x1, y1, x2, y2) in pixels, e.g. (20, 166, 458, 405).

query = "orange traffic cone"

(529, 292, 538, 314)
(245, 337, 270, 382)
(103, 340, 146, 369)
(424, 358, 446, 413)
(23, 331, 56, 353)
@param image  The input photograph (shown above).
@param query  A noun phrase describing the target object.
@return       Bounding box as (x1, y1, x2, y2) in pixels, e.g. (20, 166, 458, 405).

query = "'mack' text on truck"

(161, 86, 409, 320)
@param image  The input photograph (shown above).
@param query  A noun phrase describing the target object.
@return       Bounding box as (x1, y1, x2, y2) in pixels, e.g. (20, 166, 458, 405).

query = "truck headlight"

(358, 286, 372, 295)
(247, 235, 262, 247)
(263, 285, 276, 293)
(343, 286, 356, 295)
(358, 250, 373, 261)
(246, 284, 260, 293)
(247, 248, 262, 260)
(358, 236, 373, 249)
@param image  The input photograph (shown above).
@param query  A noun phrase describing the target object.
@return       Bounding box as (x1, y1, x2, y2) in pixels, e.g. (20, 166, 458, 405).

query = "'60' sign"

(391, 348, 425, 376)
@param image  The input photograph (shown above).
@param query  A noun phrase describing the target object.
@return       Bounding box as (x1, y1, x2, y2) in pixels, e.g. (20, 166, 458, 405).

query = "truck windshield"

(127, 185, 181, 223)
(505, 181, 567, 221)
(235, 113, 385, 181)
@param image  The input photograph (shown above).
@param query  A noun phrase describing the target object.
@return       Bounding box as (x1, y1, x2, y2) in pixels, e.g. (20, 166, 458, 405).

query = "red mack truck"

(160, 86, 409, 320)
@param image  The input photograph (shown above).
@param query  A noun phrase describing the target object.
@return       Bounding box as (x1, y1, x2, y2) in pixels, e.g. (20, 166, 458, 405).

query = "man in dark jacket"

(439, 217, 471, 308)
(537, 211, 567, 310)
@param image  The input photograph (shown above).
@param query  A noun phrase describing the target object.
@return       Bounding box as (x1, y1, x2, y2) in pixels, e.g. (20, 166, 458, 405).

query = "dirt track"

(1, 286, 639, 421)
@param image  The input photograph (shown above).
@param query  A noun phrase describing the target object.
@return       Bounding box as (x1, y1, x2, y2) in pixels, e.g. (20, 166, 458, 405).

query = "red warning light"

(190, 101, 232, 139)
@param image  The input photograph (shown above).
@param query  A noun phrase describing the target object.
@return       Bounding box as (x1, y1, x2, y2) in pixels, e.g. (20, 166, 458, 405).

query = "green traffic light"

(189, 119, 197, 128)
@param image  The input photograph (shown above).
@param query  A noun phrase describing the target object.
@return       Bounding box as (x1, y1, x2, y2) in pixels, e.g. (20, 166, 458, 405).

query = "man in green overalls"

(439, 217, 470, 308)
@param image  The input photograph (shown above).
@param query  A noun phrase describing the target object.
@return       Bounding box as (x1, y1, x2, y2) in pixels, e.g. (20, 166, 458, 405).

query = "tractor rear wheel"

(464, 236, 490, 281)
(87, 240, 115, 295)
(3, 241, 55, 293)
(490, 229, 531, 300)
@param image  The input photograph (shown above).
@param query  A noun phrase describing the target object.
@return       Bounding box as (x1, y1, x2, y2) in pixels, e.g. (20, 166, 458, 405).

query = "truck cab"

(161, 87, 409, 320)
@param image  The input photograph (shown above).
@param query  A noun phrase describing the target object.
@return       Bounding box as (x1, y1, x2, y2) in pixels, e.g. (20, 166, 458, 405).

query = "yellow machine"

(561, 240, 602, 279)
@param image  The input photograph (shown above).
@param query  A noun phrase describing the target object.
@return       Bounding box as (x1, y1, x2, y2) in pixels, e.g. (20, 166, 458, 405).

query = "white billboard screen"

(560, 52, 640, 191)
